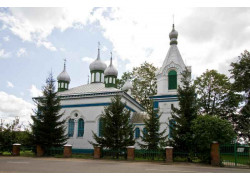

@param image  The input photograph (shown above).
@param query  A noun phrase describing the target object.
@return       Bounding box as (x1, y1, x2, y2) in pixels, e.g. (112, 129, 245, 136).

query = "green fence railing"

(101, 149, 127, 160)
(134, 149, 165, 161)
(220, 143, 250, 168)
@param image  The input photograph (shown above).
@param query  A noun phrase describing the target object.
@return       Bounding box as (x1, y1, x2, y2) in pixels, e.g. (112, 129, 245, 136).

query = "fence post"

(36, 145, 44, 157)
(64, 144, 72, 158)
(127, 146, 135, 160)
(94, 146, 101, 159)
(211, 141, 220, 166)
(165, 146, 173, 163)
(12, 143, 21, 156)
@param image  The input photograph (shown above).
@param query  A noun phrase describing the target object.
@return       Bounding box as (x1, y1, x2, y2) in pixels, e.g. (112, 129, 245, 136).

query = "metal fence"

(134, 149, 165, 161)
(101, 149, 127, 160)
(220, 143, 250, 168)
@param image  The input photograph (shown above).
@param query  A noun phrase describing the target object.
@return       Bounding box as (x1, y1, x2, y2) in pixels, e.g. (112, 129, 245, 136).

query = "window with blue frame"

(135, 127, 140, 139)
(68, 119, 74, 137)
(78, 118, 84, 137)
(99, 119, 103, 137)
(169, 119, 176, 138)
(143, 128, 147, 137)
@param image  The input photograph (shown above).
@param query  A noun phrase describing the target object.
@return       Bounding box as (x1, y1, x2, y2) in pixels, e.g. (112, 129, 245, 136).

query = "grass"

(221, 154, 250, 166)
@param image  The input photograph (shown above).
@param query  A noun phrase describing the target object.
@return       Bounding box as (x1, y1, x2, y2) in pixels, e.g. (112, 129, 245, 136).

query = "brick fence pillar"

(211, 141, 220, 166)
(94, 146, 101, 159)
(12, 143, 21, 156)
(165, 146, 173, 163)
(127, 146, 135, 160)
(64, 144, 72, 158)
(36, 145, 44, 157)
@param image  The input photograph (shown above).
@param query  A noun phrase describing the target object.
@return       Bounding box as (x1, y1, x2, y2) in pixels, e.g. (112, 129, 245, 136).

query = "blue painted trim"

(61, 103, 135, 112)
(134, 123, 145, 126)
(157, 99, 179, 103)
(150, 95, 178, 99)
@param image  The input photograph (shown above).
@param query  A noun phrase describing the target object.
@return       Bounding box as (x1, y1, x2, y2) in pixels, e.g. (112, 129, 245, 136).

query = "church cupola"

(57, 59, 71, 92)
(104, 52, 118, 88)
(169, 24, 178, 45)
(89, 42, 107, 83)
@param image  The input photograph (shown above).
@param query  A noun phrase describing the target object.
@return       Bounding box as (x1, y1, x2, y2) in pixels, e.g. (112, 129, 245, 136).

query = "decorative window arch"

(168, 70, 177, 90)
(78, 118, 84, 137)
(68, 119, 74, 137)
(99, 119, 103, 137)
(135, 127, 140, 139)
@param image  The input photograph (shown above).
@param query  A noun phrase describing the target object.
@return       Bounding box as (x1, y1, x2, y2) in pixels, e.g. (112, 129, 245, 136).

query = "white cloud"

(82, 56, 94, 64)
(0, 7, 94, 51)
(7, 81, 14, 88)
(0, 91, 34, 127)
(90, 7, 250, 77)
(3, 36, 9, 42)
(16, 48, 27, 57)
(29, 85, 42, 97)
(0, 49, 11, 58)
(102, 45, 108, 52)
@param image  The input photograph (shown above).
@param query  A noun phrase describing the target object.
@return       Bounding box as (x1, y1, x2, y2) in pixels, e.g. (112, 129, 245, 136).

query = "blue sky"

(0, 6, 249, 126)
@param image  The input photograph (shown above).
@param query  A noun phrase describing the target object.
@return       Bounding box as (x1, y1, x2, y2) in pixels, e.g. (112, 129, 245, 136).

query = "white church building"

(37, 24, 191, 151)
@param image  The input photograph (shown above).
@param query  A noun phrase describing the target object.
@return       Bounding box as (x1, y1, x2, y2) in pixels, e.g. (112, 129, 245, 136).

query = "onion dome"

(104, 52, 118, 77)
(169, 24, 178, 45)
(122, 79, 133, 91)
(89, 44, 107, 71)
(57, 60, 71, 82)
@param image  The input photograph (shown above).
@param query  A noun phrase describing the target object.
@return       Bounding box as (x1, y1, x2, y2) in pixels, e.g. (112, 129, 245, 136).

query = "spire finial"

(64, 58, 66, 70)
(97, 42, 100, 60)
(110, 51, 113, 65)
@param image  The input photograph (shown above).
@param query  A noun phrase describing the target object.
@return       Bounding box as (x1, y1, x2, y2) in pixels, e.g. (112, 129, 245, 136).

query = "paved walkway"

(0, 156, 249, 173)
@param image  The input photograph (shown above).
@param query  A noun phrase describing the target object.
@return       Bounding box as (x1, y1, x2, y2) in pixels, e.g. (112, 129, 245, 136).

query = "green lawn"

(221, 154, 250, 166)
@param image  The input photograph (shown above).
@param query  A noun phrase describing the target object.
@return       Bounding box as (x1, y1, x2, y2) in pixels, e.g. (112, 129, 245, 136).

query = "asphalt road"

(0, 156, 249, 173)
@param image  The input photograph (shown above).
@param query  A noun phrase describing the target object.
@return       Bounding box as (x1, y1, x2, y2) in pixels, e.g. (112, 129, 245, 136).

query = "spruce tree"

(30, 73, 67, 153)
(139, 104, 167, 150)
(90, 95, 135, 152)
(170, 68, 198, 154)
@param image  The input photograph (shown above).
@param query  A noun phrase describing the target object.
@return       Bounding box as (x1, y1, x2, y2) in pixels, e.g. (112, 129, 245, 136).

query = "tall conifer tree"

(139, 104, 167, 150)
(170, 68, 198, 153)
(90, 95, 135, 151)
(30, 73, 67, 153)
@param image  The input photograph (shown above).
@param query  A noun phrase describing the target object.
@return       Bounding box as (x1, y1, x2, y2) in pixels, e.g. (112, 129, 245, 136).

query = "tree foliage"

(192, 115, 236, 162)
(139, 104, 167, 150)
(117, 62, 157, 112)
(194, 69, 242, 121)
(230, 50, 250, 140)
(90, 95, 135, 151)
(170, 68, 198, 152)
(0, 118, 31, 153)
(30, 73, 67, 152)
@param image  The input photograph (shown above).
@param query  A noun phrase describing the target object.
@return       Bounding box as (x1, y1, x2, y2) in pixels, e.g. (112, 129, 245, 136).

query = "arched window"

(91, 73, 94, 82)
(109, 77, 112, 83)
(169, 119, 176, 138)
(78, 118, 84, 137)
(68, 119, 74, 137)
(101, 73, 104, 82)
(168, 70, 177, 90)
(96, 72, 100, 82)
(99, 119, 103, 137)
(135, 127, 140, 139)
(113, 78, 115, 84)
(143, 128, 147, 137)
